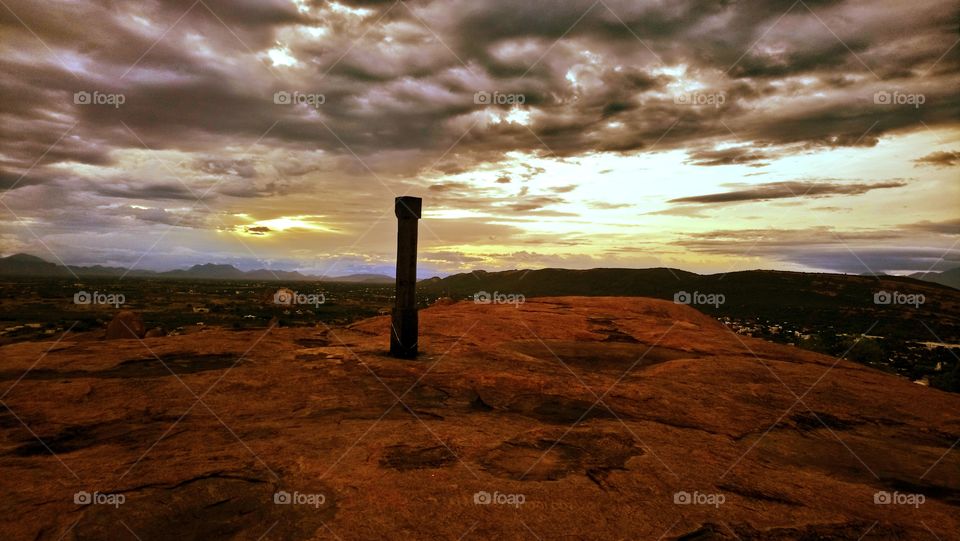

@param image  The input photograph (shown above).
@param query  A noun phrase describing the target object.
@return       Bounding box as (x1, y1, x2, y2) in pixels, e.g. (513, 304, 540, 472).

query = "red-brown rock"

(104, 310, 146, 340)
(0, 297, 957, 540)
(144, 326, 166, 338)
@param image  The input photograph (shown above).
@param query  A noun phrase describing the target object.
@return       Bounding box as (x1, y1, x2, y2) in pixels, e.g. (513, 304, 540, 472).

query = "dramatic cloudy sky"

(1, 0, 957, 277)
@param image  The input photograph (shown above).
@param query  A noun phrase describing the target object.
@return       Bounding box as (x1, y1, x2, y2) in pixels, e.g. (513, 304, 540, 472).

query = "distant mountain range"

(0, 254, 394, 283)
(909, 267, 960, 290)
(3, 252, 958, 292)
(419, 267, 960, 342)
(421, 266, 960, 295)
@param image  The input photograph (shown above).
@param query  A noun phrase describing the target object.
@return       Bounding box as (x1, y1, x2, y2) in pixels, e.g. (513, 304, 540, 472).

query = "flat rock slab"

(0, 296, 958, 540)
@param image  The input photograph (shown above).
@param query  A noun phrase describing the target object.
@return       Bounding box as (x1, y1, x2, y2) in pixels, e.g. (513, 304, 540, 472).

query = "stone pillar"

(390, 196, 421, 358)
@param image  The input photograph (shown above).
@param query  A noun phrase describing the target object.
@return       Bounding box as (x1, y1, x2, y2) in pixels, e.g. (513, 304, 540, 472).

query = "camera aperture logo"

(74, 290, 125, 308)
(73, 90, 125, 108)
(74, 490, 125, 508)
(673, 290, 725, 308)
(273, 490, 326, 508)
(473, 490, 525, 508)
(874, 490, 924, 508)
(873, 290, 924, 308)
(474, 291, 525, 306)
(473, 90, 526, 105)
(273, 90, 326, 108)
(673, 491, 725, 508)
(274, 289, 325, 307)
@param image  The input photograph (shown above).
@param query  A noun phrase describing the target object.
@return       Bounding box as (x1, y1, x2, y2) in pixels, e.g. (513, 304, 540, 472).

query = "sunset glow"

(0, 0, 956, 277)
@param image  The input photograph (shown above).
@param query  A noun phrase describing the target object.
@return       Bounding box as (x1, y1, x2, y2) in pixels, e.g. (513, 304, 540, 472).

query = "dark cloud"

(905, 219, 960, 236)
(508, 195, 566, 212)
(669, 180, 907, 204)
(913, 150, 960, 167)
(215, 179, 286, 199)
(0, 169, 58, 191)
(91, 181, 202, 201)
(244, 225, 271, 236)
(428, 181, 473, 192)
(0, 0, 956, 182)
(686, 147, 774, 167)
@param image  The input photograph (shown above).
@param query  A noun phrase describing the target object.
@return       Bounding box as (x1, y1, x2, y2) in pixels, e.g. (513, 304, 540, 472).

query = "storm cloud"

(0, 0, 957, 274)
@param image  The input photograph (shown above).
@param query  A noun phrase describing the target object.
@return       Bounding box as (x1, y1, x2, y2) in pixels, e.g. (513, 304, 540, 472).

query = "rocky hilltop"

(0, 297, 958, 540)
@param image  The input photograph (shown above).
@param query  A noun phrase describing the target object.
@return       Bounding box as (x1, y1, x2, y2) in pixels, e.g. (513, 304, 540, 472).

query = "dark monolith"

(390, 196, 421, 358)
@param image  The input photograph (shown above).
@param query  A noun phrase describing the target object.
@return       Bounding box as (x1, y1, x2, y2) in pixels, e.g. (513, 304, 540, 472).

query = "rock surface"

(104, 310, 146, 340)
(144, 326, 166, 338)
(0, 297, 957, 540)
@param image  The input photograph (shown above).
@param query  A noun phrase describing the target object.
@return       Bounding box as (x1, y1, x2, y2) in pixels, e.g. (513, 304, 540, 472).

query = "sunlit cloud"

(0, 0, 956, 276)
(232, 216, 337, 237)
